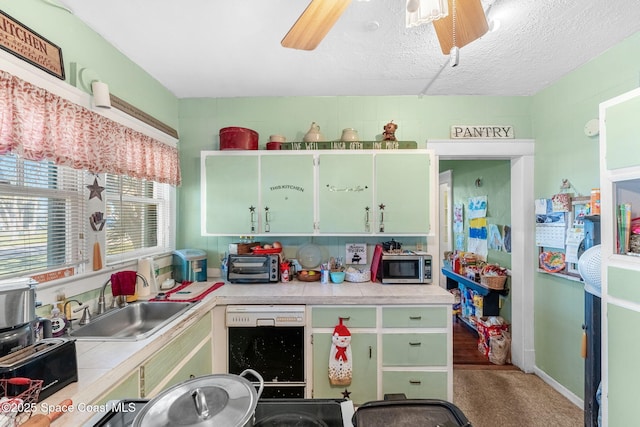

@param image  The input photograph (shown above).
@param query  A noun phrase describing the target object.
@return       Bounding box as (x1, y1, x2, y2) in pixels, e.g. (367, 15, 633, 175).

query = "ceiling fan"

(432, 0, 489, 54)
(280, 0, 487, 53)
(281, 0, 352, 51)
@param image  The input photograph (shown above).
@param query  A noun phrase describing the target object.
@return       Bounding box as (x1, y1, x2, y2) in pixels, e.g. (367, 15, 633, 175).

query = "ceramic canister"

(341, 128, 359, 142)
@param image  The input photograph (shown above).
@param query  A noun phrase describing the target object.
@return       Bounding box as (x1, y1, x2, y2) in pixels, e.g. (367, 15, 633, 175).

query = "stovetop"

(84, 398, 354, 427)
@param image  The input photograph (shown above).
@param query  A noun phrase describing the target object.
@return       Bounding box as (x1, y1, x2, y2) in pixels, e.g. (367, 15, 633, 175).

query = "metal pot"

(381, 239, 402, 252)
(0, 278, 37, 330)
(133, 369, 264, 427)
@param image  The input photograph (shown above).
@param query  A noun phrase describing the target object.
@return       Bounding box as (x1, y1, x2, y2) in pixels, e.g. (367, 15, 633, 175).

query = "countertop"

(35, 280, 453, 426)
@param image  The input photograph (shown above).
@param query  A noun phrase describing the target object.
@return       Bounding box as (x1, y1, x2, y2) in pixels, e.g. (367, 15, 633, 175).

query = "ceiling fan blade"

(433, 0, 488, 54)
(281, 0, 352, 51)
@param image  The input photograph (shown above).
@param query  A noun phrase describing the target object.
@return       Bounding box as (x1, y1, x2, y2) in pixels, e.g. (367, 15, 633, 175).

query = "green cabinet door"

(374, 153, 430, 234)
(607, 304, 640, 426)
(318, 153, 373, 233)
(312, 332, 377, 405)
(203, 154, 259, 235)
(604, 91, 640, 170)
(260, 154, 315, 233)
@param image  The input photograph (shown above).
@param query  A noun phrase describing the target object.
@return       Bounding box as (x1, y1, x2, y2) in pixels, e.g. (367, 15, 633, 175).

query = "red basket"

(0, 377, 44, 426)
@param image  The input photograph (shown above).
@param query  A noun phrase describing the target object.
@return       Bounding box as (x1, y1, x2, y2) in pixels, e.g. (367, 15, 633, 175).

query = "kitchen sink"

(68, 301, 193, 341)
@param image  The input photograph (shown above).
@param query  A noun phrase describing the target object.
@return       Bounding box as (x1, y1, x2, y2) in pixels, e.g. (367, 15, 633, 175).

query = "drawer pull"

(409, 380, 422, 385)
(409, 316, 422, 320)
(409, 342, 422, 346)
(369, 346, 372, 358)
(339, 316, 351, 321)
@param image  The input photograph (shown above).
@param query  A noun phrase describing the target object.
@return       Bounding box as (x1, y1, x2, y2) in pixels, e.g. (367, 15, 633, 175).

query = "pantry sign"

(450, 125, 514, 139)
(0, 10, 65, 79)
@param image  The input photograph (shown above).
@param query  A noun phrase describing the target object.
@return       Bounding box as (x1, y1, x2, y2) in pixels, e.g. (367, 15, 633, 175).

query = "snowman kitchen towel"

(329, 318, 352, 386)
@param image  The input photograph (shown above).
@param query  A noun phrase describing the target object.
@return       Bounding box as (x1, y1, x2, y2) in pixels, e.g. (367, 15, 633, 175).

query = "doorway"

(429, 139, 535, 373)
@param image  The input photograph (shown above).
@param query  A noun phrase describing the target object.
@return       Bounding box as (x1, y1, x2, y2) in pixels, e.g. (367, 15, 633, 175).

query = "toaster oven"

(227, 254, 279, 283)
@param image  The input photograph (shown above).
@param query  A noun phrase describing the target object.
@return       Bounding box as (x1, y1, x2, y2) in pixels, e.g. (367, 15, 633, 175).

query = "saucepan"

(133, 369, 264, 427)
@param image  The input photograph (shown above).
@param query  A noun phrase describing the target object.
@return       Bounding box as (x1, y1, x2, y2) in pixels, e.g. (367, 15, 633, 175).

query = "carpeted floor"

(453, 369, 583, 427)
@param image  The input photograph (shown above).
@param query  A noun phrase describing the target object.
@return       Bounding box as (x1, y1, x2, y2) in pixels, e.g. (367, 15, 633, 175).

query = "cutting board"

(150, 281, 224, 302)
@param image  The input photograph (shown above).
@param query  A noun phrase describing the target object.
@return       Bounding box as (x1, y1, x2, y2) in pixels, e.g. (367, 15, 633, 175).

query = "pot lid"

(296, 243, 328, 270)
(134, 373, 259, 427)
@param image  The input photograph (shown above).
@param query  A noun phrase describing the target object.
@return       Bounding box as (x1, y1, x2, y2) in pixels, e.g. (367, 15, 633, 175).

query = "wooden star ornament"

(87, 177, 105, 201)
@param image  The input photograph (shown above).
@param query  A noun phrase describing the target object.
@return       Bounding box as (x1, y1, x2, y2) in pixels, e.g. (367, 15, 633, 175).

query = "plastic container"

(173, 249, 208, 283)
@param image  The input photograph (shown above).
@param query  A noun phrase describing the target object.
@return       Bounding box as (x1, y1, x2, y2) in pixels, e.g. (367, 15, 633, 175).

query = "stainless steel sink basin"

(69, 301, 193, 341)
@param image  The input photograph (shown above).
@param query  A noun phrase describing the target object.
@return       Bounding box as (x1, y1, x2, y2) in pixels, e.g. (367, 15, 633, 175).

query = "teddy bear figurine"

(383, 121, 398, 141)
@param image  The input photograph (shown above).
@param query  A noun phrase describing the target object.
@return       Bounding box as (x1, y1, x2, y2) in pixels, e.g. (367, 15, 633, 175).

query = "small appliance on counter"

(227, 254, 279, 283)
(378, 251, 433, 284)
(0, 278, 78, 402)
(173, 249, 208, 283)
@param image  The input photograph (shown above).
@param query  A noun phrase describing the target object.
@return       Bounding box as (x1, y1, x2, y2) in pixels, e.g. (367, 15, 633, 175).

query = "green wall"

(439, 160, 512, 322)
(531, 31, 640, 398)
(0, 0, 179, 129)
(177, 96, 531, 255)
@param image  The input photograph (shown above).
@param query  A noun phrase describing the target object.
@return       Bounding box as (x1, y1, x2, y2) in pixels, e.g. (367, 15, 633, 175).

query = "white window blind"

(105, 175, 173, 263)
(0, 154, 86, 279)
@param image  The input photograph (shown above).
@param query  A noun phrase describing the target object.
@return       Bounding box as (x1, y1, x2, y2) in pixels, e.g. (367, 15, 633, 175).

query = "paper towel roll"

(137, 257, 157, 296)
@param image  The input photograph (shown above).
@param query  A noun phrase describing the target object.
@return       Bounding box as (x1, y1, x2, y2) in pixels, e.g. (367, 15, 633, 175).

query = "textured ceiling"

(57, 0, 640, 98)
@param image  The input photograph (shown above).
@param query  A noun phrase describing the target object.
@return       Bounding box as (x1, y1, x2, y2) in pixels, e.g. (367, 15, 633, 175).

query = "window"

(105, 174, 173, 263)
(0, 154, 85, 279)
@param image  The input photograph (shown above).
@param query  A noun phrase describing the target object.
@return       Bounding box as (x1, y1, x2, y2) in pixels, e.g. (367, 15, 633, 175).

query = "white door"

(438, 170, 453, 288)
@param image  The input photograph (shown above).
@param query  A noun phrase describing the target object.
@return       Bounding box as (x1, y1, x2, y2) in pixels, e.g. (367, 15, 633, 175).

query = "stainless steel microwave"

(378, 254, 433, 284)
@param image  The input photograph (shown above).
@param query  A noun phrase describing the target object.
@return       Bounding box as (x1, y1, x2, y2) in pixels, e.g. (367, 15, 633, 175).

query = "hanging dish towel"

(329, 318, 352, 386)
(111, 271, 138, 296)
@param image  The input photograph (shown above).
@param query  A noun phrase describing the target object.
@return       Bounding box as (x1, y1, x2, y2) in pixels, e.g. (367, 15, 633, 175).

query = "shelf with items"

(535, 193, 599, 280)
(442, 267, 505, 332)
(612, 177, 640, 256)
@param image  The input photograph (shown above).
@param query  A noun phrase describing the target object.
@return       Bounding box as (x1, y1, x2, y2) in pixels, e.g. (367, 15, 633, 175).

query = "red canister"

(219, 127, 259, 150)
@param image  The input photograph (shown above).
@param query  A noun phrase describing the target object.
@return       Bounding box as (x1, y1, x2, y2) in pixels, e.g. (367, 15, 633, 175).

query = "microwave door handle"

(418, 259, 424, 283)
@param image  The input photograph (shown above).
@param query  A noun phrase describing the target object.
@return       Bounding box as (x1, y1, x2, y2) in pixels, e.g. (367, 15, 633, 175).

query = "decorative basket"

(345, 269, 371, 283)
(0, 378, 44, 426)
(297, 271, 321, 281)
(480, 274, 507, 290)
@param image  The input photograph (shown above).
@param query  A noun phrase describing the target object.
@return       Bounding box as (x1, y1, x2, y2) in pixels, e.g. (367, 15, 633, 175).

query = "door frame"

(428, 139, 535, 372)
(438, 170, 453, 288)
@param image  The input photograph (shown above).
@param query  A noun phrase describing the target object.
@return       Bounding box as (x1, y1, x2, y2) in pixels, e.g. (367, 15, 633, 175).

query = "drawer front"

(382, 306, 448, 328)
(311, 306, 376, 328)
(382, 371, 448, 400)
(382, 333, 447, 366)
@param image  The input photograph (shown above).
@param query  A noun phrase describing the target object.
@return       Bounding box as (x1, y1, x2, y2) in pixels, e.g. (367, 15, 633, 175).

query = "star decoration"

(87, 178, 105, 201)
(341, 389, 351, 399)
(249, 205, 256, 212)
(378, 203, 385, 210)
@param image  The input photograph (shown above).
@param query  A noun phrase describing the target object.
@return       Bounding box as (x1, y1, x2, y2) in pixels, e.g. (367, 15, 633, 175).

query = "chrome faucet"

(63, 299, 82, 331)
(97, 274, 149, 315)
(97, 278, 111, 315)
(74, 305, 92, 325)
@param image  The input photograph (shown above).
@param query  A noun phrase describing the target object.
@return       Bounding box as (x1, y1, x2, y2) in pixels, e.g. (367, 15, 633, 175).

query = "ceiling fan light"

(406, 0, 449, 28)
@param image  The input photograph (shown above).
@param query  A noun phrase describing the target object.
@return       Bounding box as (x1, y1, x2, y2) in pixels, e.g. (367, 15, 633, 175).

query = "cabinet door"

(312, 332, 377, 405)
(260, 154, 315, 233)
(162, 337, 213, 390)
(318, 153, 373, 233)
(203, 154, 259, 235)
(142, 313, 212, 397)
(374, 153, 430, 234)
(94, 370, 140, 405)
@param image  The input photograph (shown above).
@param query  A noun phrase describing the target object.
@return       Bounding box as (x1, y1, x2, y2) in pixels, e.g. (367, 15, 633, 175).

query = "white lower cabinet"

(94, 311, 213, 404)
(310, 305, 451, 405)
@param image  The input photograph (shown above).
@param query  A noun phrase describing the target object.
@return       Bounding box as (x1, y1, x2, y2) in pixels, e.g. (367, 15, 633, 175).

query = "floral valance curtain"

(0, 70, 181, 186)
